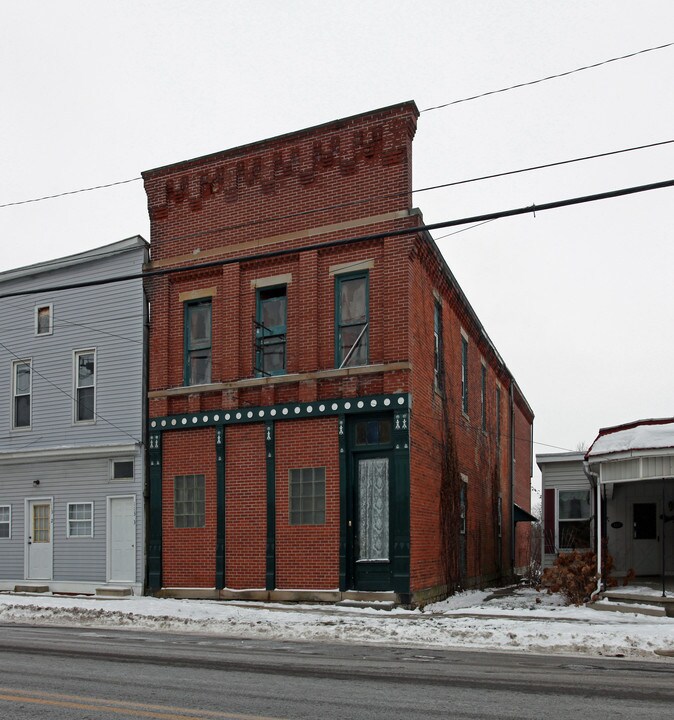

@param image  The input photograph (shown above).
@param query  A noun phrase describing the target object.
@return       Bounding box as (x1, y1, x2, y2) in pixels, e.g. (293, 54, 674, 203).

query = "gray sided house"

(0, 237, 148, 595)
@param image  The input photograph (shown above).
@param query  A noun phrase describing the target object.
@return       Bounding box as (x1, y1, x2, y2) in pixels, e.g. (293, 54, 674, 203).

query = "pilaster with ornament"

(147, 430, 162, 590)
(215, 425, 226, 589)
(392, 408, 411, 597)
(265, 421, 276, 591)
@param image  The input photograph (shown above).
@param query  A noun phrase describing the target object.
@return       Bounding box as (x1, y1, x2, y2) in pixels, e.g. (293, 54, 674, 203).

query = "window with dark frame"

(75, 350, 95, 422)
(174, 475, 205, 528)
(481, 364, 487, 432)
(461, 335, 469, 415)
(112, 460, 134, 481)
(255, 286, 287, 376)
(67, 502, 93, 537)
(36, 305, 52, 335)
(184, 300, 212, 386)
(0, 506, 10, 539)
(434, 300, 443, 390)
(289, 467, 326, 526)
(336, 272, 368, 368)
(12, 359, 31, 429)
(354, 419, 392, 446)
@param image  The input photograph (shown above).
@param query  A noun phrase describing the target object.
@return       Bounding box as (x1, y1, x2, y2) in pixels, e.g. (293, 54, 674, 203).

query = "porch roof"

(585, 417, 674, 484)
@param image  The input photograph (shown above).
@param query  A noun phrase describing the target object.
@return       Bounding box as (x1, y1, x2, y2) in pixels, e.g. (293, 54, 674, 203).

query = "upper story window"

(12, 359, 31, 430)
(255, 286, 287, 376)
(481, 363, 487, 432)
(35, 304, 53, 335)
(336, 272, 368, 368)
(495, 385, 502, 449)
(461, 335, 469, 415)
(184, 299, 212, 386)
(75, 349, 96, 423)
(434, 300, 443, 390)
(111, 459, 134, 481)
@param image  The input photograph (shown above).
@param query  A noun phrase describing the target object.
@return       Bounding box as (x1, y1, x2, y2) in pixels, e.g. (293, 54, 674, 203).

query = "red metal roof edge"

(585, 416, 674, 459)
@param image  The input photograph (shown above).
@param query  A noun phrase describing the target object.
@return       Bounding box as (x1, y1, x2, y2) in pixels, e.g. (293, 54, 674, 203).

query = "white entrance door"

(631, 501, 660, 575)
(108, 496, 136, 582)
(27, 500, 53, 580)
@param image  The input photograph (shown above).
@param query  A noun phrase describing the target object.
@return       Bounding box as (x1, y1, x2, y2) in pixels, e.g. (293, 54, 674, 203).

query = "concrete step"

(587, 601, 666, 618)
(14, 584, 49, 594)
(335, 599, 396, 611)
(95, 586, 133, 598)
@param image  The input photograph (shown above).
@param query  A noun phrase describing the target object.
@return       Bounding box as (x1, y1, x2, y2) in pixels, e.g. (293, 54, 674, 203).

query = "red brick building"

(142, 101, 534, 605)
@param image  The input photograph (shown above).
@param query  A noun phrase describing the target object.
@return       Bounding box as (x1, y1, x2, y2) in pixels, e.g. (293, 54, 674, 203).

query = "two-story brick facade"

(142, 102, 533, 605)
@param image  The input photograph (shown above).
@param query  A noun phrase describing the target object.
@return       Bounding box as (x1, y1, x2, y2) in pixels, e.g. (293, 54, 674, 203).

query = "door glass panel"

(33, 504, 50, 543)
(357, 458, 389, 561)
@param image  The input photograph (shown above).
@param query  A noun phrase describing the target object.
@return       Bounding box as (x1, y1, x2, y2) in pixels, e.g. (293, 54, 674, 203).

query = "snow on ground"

(0, 585, 672, 661)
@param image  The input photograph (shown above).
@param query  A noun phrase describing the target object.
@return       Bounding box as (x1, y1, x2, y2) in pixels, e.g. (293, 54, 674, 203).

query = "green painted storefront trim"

(338, 415, 348, 592)
(265, 421, 276, 591)
(149, 393, 409, 431)
(147, 431, 162, 590)
(215, 426, 225, 589)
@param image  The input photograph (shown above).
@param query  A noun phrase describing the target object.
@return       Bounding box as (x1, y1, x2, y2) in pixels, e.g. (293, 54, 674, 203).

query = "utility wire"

(0, 177, 142, 209)
(421, 41, 674, 112)
(1, 176, 673, 300)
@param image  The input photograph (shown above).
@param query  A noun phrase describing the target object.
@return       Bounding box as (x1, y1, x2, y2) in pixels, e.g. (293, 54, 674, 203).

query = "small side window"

(67, 502, 94, 538)
(111, 459, 134, 481)
(35, 304, 53, 336)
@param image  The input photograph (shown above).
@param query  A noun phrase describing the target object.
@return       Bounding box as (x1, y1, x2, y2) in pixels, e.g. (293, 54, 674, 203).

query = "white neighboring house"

(538, 418, 674, 583)
(0, 237, 148, 595)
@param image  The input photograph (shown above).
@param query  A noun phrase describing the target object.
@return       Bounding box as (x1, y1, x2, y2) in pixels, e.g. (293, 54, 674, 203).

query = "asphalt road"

(0, 623, 673, 719)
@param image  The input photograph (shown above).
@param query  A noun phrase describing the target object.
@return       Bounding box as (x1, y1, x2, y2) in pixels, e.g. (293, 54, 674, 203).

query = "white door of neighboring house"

(27, 499, 53, 580)
(108, 496, 136, 583)
(631, 501, 660, 575)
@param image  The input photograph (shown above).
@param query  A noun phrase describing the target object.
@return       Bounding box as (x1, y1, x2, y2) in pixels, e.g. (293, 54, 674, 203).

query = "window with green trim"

(184, 300, 212, 386)
(336, 272, 368, 368)
(434, 300, 443, 390)
(255, 286, 287, 376)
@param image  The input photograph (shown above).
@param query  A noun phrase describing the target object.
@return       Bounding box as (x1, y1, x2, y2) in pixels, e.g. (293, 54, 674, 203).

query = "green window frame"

(255, 285, 287, 376)
(461, 336, 469, 415)
(335, 271, 369, 368)
(481, 363, 487, 432)
(434, 300, 443, 390)
(184, 299, 212, 386)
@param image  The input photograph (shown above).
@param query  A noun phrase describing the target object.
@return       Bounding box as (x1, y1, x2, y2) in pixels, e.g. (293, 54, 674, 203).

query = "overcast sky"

(2, 1, 673, 487)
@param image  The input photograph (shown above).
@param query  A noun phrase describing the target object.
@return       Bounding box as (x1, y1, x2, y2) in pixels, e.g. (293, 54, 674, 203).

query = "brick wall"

(162, 428, 217, 587)
(275, 417, 340, 589)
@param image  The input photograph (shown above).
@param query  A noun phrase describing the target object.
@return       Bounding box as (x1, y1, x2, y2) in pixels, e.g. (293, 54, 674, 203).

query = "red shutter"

(543, 488, 556, 554)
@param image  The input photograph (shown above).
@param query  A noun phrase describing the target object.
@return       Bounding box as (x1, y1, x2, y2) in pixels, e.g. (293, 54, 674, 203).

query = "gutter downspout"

(583, 461, 602, 601)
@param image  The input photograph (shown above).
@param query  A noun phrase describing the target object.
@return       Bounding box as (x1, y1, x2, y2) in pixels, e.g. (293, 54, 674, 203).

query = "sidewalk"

(1, 585, 673, 660)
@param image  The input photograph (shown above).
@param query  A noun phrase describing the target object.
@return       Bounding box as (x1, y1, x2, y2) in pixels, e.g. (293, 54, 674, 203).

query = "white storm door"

(27, 500, 53, 580)
(108, 496, 136, 582)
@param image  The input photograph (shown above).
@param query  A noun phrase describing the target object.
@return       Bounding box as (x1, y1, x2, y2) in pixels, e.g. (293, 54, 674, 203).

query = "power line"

(0, 177, 142, 209)
(1, 176, 673, 300)
(421, 41, 674, 112)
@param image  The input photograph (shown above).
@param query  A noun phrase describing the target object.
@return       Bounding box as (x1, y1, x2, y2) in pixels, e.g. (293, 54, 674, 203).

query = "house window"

(336, 272, 368, 368)
(496, 385, 502, 449)
(461, 335, 469, 415)
(289, 467, 326, 525)
(558, 490, 591, 549)
(174, 475, 205, 528)
(74, 350, 96, 422)
(0, 505, 10, 539)
(35, 304, 53, 335)
(67, 502, 93, 537)
(111, 459, 134, 481)
(184, 300, 212, 386)
(434, 300, 443, 390)
(12, 359, 31, 429)
(481, 364, 487, 432)
(255, 286, 287, 376)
